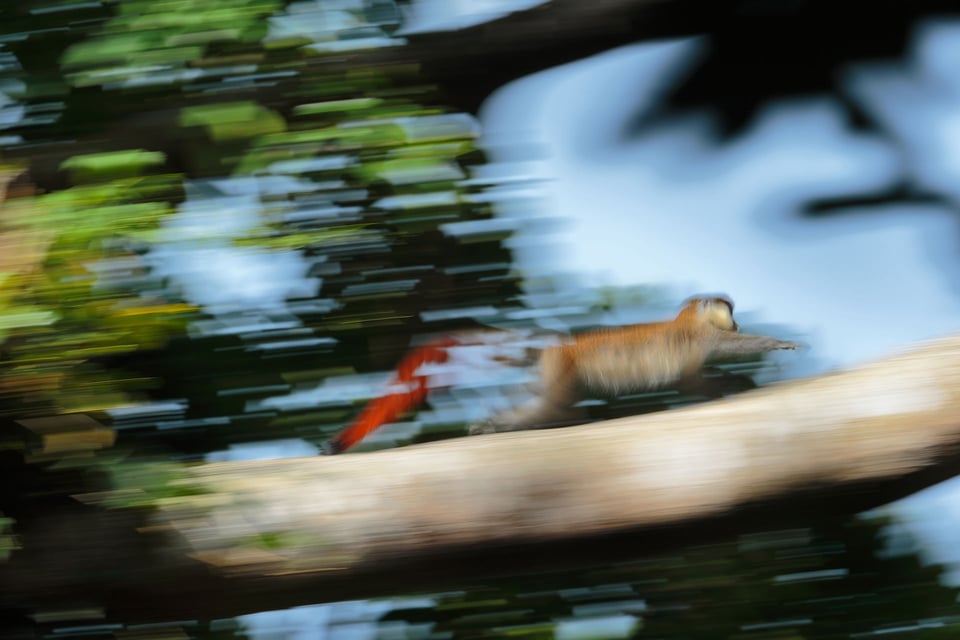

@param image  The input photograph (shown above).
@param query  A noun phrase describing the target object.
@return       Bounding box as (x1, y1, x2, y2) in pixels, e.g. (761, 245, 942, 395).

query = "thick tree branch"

(359, 0, 933, 115)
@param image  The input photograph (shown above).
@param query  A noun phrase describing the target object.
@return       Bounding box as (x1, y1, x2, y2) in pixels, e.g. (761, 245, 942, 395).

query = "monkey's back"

(565, 322, 711, 394)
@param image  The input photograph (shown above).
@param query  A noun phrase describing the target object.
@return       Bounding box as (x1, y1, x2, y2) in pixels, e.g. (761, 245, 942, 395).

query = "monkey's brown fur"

(469, 297, 798, 434)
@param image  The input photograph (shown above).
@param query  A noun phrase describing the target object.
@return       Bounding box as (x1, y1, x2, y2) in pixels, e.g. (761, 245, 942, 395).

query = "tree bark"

(4, 334, 960, 621)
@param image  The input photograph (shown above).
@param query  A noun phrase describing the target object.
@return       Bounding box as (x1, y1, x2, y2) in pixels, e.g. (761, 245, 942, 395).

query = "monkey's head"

(680, 296, 739, 332)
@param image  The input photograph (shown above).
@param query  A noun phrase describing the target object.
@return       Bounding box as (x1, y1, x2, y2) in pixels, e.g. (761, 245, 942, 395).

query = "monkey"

(322, 296, 798, 453)
(468, 296, 798, 434)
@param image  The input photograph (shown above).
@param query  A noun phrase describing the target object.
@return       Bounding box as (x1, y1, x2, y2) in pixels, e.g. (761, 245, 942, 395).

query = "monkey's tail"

(322, 337, 459, 454)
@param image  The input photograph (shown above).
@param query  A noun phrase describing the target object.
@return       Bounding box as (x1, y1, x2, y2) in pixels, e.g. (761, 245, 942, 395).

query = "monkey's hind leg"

(468, 346, 583, 435)
(678, 367, 757, 399)
(468, 401, 586, 435)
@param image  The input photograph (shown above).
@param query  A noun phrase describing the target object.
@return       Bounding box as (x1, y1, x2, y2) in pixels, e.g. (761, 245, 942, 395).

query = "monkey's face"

(700, 298, 739, 332)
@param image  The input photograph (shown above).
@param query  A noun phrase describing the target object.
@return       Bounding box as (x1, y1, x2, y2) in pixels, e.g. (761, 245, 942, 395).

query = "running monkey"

(323, 296, 798, 453)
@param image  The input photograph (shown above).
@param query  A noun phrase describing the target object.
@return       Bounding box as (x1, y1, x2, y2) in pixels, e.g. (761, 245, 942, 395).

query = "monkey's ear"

(687, 294, 734, 312)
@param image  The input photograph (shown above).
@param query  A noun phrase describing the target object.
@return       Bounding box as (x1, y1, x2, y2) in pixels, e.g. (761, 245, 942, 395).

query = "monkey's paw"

(468, 418, 511, 435)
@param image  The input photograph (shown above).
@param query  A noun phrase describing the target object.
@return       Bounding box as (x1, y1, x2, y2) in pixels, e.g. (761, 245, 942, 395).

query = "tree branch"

(358, 0, 715, 114)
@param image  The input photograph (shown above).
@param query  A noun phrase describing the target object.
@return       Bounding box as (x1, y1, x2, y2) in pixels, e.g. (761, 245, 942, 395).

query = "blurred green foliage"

(0, 513, 16, 561)
(0, 172, 190, 416)
(60, 0, 281, 87)
(59, 149, 167, 183)
(99, 458, 208, 509)
(0, 0, 516, 472)
(181, 102, 286, 141)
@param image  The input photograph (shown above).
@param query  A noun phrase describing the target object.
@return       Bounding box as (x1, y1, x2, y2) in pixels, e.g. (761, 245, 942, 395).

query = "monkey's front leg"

(710, 333, 798, 357)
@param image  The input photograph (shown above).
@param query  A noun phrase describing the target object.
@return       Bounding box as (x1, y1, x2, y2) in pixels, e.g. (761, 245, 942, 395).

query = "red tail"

(324, 337, 459, 454)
